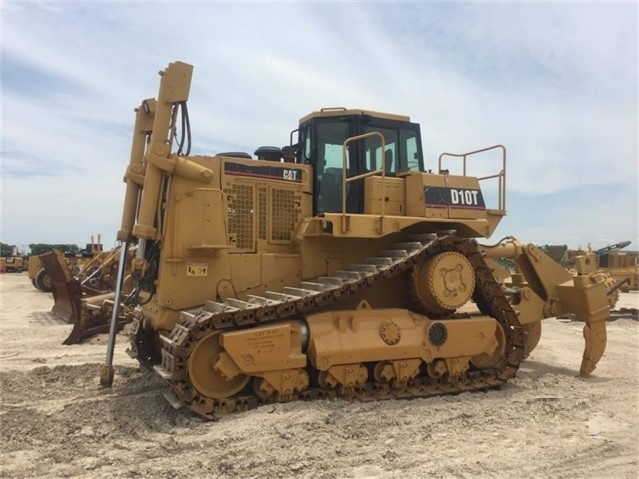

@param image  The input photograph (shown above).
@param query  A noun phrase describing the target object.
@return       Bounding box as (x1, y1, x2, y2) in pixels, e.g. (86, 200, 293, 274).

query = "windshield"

(364, 125, 421, 174)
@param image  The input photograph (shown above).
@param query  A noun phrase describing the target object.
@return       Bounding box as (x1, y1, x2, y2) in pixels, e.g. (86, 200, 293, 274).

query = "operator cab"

(295, 108, 425, 215)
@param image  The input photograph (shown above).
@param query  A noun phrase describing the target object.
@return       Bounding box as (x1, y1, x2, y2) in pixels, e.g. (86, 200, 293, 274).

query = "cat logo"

(283, 169, 299, 181)
(187, 263, 208, 276)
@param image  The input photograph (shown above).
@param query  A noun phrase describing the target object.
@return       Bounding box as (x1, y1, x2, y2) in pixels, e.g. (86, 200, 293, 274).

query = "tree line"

(0, 242, 81, 257)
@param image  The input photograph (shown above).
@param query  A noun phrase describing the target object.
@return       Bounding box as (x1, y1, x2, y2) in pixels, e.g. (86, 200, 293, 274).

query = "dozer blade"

(63, 295, 132, 345)
(39, 251, 133, 345)
(39, 250, 82, 324)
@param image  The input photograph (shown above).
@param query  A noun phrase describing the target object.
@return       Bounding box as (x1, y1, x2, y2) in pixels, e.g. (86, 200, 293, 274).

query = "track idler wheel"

(187, 331, 249, 400)
(412, 252, 476, 316)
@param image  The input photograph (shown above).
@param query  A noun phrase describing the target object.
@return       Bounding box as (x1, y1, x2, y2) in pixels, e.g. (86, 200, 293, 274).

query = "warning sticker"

(187, 263, 208, 276)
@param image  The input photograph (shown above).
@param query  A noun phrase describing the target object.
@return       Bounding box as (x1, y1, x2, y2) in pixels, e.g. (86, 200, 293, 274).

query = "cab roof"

(299, 107, 411, 124)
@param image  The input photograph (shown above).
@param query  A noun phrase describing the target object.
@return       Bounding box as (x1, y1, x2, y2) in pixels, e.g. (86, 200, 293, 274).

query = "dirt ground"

(0, 272, 637, 479)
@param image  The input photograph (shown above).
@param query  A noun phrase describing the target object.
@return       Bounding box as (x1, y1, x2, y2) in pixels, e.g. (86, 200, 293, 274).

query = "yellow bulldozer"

(580, 242, 637, 292)
(1, 246, 26, 273)
(1, 256, 26, 273)
(28, 239, 103, 293)
(97, 61, 619, 420)
(542, 240, 638, 292)
(38, 246, 135, 345)
(31, 239, 136, 345)
(600, 251, 638, 292)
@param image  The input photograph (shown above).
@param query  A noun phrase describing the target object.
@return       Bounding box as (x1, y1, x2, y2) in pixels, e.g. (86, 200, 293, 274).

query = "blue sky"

(1, 2, 637, 251)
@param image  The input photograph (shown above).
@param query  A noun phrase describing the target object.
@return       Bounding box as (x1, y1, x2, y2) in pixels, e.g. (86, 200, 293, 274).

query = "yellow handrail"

(438, 144, 507, 211)
(341, 132, 386, 232)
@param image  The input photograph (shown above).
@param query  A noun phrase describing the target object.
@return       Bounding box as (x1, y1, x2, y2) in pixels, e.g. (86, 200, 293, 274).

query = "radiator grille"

(271, 189, 300, 242)
(258, 187, 267, 241)
(224, 184, 254, 250)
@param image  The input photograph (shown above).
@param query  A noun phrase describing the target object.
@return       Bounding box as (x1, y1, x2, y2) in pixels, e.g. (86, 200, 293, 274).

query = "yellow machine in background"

(99, 61, 618, 420)
(543, 241, 638, 292)
(597, 246, 638, 292)
(23, 237, 137, 345)
(28, 256, 53, 292)
(37, 244, 135, 345)
(1, 246, 26, 273)
(1, 256, 26, 273)
(28, 238, 104, 293)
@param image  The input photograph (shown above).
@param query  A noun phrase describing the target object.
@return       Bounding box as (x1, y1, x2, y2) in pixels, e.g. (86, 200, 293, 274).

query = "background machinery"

(30, 238, 136, 345)
(38, 246, 135, 345)
(99, 61, 618, 420)
(0, 256, 25, 273)
(1, 245, 26, 274)
(28, 256, 53, 292)
(28, 238, 104, 293)
(542, 240, 638, 292)
(588, 242, 637, 292)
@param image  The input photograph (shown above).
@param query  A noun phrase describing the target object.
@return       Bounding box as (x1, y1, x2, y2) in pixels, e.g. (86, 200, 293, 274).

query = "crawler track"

(131, 233, 526, 419)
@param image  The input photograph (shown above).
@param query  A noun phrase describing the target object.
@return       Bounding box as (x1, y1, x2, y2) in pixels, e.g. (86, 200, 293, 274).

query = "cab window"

(364, 127, 397, 174)
(363, 126, 421, 174)
(400, 129, 420, 171)
(316, 121, 350, 213)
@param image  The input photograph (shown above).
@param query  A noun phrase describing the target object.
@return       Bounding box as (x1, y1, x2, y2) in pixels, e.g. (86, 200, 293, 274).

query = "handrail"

(438, 144, 507, 211)
(341, 132, 386, 232)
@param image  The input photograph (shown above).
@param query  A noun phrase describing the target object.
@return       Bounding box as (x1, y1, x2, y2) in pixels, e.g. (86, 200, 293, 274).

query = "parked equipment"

(28, 239, 103, 293)
(1, 256, 26, 273)
(100, 61, 618, 420)
(38, 246, 134, 345)
(542, 241, 638, 292)
(28, 256, 53, 292)
(597, 242, 638, 292)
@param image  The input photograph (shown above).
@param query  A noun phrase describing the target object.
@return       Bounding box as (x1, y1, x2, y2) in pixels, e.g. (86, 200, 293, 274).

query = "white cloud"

(1, 2, 637, 250)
